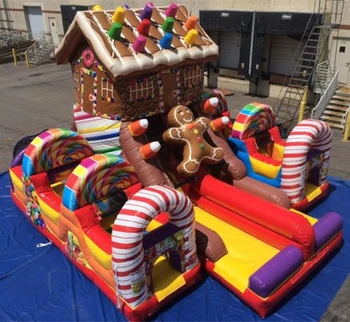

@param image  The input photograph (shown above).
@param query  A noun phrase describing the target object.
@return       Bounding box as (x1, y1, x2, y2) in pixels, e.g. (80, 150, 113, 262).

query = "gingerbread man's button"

(163, 105, 224, 177)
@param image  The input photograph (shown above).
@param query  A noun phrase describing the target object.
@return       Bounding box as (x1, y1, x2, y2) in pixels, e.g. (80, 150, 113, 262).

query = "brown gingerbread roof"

(55, 4, 218, 79)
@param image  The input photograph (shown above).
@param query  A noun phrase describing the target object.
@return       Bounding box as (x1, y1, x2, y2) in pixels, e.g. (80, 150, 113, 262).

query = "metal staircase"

(275, 0, 344, 133)
(24, 32, 55, 66)
(320, 86, 350, 129)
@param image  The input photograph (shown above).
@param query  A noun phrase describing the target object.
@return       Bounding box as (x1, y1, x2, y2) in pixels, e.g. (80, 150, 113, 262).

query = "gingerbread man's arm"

(163, 127, 183, 142)
(196, 117, 210, 132)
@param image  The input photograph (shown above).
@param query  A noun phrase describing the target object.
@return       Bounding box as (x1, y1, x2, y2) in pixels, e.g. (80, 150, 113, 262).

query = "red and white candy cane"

(281, 120, 332, 203)
(111, 185, 197, 308)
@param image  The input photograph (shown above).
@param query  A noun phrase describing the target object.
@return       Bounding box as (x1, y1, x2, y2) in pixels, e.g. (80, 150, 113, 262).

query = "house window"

(184, 65, 202, 88)
(101, 78, 114, 102)
(339, 46, 346, 53)
(74, 70, 80, 91)
(129, 76, 155, 101)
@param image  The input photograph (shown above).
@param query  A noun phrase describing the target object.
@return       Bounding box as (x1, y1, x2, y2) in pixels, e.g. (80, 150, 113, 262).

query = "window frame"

(129, 76, 155, 101)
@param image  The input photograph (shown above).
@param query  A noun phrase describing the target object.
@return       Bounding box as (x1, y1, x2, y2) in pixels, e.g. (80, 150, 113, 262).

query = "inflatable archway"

(231, 102, 276, 140)
(22, 128, 94, 178)
(112, 185, 198, 308)
(21, 129, 94, 228)
(62, 153, 138, 211)
(281, 120, 332, 204)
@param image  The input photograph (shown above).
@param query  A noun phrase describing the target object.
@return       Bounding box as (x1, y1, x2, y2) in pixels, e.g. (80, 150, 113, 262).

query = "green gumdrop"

(162, 17, 174, 33)
(108, 22, 123, 40)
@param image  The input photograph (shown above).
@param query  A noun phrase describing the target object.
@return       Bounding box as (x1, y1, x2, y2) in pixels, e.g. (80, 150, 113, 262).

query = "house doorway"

(49, 17, 60, 46)
(81, 70, 95, 114)
(24, 6, 44, 39)
(161, 70, 178, 111)
(333, 37, 350, 84)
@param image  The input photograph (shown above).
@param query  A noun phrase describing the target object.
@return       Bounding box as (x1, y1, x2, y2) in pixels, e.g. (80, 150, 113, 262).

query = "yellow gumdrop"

(92, 5, 103, 11)
(184, 29, 198, 45)
(113, 6, 125, 23)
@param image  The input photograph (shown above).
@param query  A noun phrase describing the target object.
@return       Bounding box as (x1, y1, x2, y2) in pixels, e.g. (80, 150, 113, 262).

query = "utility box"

(249, 79, 270, 97)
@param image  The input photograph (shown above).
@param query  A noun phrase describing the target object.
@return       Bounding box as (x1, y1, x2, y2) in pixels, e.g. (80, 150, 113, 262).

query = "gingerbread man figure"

(163, 105, 224, 177)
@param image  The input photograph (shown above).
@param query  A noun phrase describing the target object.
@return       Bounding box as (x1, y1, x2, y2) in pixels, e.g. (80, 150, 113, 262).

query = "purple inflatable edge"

(313, 211, 343, 251)
(248, 245, 303, 298)
(11, 149, 25, 168)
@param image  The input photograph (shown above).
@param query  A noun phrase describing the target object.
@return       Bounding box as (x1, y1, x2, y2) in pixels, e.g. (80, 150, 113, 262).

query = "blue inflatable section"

(228, 137, 282, 188)
(0, 171, 349, 321)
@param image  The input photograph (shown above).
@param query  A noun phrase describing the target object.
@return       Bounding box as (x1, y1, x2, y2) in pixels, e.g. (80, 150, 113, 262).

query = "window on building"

(184, 65, 202, 88)
(339, 46, 346, 53)
(129, 76, 155, 101)
(101, 78, 114, 101)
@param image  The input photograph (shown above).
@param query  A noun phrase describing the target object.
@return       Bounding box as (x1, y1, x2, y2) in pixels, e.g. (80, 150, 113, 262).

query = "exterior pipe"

(298, 86, 308, 123)
(343, 110, 350, 142)
(12, 48, 17, 66)
(248, 12, 256, 77)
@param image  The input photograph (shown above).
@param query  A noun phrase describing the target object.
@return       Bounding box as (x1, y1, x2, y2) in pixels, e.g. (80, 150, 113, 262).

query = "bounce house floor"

(152, 256, 187, 302)
(1, 171, 349, 321)
(194, 207, 279, 292)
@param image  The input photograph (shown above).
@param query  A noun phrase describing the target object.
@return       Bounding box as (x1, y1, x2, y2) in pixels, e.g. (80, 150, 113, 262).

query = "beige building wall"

(0, 0, 327, 36)
(1, 1, 349, 37)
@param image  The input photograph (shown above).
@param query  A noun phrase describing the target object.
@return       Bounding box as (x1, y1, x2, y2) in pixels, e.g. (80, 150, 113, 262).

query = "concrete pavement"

(0, 61, 73, 171)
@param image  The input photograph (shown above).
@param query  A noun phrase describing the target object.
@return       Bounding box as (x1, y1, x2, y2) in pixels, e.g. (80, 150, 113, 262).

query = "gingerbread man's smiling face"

(171, 105, 194, 127)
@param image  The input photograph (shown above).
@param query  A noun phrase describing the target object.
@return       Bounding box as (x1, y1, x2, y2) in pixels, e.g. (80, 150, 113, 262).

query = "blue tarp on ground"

(0, 171, 349, 321)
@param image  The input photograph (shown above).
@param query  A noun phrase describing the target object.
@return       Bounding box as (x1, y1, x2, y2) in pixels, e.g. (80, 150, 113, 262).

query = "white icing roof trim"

(56, 9, 219, 78)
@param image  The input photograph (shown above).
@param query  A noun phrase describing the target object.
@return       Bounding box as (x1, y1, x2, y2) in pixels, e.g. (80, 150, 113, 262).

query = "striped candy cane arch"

(111, 185, 198, 309)
(281, 120, 332, 204)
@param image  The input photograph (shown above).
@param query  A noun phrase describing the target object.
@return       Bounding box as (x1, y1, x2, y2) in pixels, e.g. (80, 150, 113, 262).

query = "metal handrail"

(313, 60, 334, 93)
(311, 65, 339, 119)
(343, 106, 350, 141)
(24, 33, 54, 67)
(0, 30, 26, 47)
(341, 105, 350, 129)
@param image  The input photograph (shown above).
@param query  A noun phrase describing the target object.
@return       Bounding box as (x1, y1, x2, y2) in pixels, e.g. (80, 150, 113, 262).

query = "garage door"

(219, 32, 241, 69)
(269, 35, 305, 76)
(26, 6, 44, 39)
